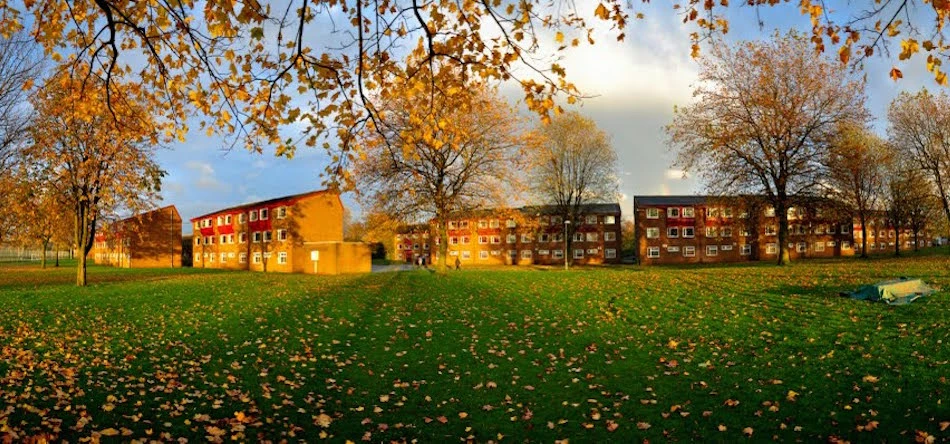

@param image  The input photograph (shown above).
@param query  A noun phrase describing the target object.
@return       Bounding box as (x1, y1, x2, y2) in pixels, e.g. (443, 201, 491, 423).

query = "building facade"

(394, 203, 623, 266)
(635, 196, 859, 265)
(189, 190, 370, 274)
(852, 213, 934, 255)
(92, 205, 183, 268)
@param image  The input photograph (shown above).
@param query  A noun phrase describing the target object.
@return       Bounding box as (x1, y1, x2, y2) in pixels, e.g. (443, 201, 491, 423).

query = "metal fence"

(0, 246, 73, 263)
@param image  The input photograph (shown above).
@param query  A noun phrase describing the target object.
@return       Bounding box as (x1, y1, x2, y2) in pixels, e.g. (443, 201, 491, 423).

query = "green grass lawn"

(1, 254, 949, 442)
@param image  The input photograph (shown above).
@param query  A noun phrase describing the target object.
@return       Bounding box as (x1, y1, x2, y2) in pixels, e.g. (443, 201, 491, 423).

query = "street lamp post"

(564, 220, 570, 270)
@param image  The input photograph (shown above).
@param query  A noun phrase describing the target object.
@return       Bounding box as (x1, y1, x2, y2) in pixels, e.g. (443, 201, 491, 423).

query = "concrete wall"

(293, 242, 372, 275)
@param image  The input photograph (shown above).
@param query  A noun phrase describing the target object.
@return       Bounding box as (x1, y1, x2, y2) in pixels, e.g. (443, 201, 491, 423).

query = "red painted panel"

(199, 227, 215, 236)
(217, 225, 235, 235)
(248, 219, 272, 231)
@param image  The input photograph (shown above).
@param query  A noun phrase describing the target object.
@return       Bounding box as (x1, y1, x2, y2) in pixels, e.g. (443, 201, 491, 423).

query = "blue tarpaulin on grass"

(844, 278, 935, 305)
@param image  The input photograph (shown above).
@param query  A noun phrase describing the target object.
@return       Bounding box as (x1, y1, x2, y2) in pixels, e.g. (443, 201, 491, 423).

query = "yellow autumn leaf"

(555, 31, 564, 44)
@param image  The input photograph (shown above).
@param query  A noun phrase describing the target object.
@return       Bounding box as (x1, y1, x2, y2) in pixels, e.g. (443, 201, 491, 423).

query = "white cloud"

(665, 169, 689, 179)
(184, 160, 229, 191)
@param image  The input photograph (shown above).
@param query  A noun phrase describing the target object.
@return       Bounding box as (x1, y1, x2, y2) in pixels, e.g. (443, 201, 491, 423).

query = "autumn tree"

(354, 70, 523, 273)
(22, 73, 164, 286)
(883, 157, 938, 255)
(526, 112, 618, 267)
(823, 123, 889, 258)
(0, 33, 42, 243)
(887, 89, 950, 247)
(667, 33, 867, 265)
(8, 169, 73, 268)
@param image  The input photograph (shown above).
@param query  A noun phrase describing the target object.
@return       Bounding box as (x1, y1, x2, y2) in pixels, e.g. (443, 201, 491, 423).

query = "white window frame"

(766, 243, 777, 255)
(586, 248, 598, 255)
(667, 207, 680, 218)
(682, 227, 695, 238)
(277, 207, 287, 219)
(263, 231, 272, 242)
(278, 252, 287, 264)
(667, 227, 679, 238)
(721, 227, 732, 237)
(646, 208, 659, 219)
(574, 249, 585, 259)
(585, 232, 598, 242)
(521, 250, 532, 259)
(249, 211, 258, 222)
(706, 245, 718, 256)
(605, 248, 616, 258)
(553, 250, 564, 259)
(646, 247, 660, 258)
(721, 244, 733, 251)
(479, 250, 489, 259)
(683, 246, 696, 257)
(585, 215, 598, 224)
(461, 236, 470, 244)
(277, 229, 287, 241)
(461, 250, 471, 259)
(478, 235, 488, 245)
(646, 227, 660, 239)
(521, 234, 533, 243)
(506, 234, 516, 244)
(797, 242, 807, 253)
(604, 215, 616, 225)
(604, 232, 616, 242)
(682, 207, 695, 218)
(489, 219, 500, 228)
(239, 214, 246, 224)
(815, 242, 825, 252)
(506, 219, 517, 228)
(260, 208, 269, 220)
(252, 231, 262, 243)
(741, 244, 751, 255)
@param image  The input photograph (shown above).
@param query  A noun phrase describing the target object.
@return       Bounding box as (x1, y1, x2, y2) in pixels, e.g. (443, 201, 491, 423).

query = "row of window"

(441, 248, 618, 260)
(854, 230, 925, 239)
(645, 206, 829, 220)
(196, 251, 288, 264)
(646, 241, 855, 258)
(646, 224, 852, 239)
(446, 215, 617, 230)
(195, 207, 289, 230)
(195, 230, 289, 245)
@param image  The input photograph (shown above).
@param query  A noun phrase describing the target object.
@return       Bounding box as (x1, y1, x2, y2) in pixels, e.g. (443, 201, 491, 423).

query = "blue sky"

(154, 0, 940, 233)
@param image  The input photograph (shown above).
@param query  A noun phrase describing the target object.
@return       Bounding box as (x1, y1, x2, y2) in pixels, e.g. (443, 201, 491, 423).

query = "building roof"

(634, 195, 711, 206)
(190, 189, 333, 221)
(519, 203, 621, 215)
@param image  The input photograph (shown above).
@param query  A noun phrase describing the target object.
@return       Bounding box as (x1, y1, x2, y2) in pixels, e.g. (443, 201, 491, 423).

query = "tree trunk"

(41, 240, 48, 269)
(55, 244, 60, 267)
(859, 214, 869, 259)
(436, 218, 449, 274)
(894, 227, 901, 257)
(75, 203, 96, 287)
(776, 200, 791, 265)
(914, 230, 920, 251)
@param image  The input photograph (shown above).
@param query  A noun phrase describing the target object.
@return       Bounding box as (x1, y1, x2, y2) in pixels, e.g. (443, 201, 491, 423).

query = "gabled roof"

(190, 189, 334, 222)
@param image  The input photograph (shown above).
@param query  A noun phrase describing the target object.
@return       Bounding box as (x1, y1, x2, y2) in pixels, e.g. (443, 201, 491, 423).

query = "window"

(461, 251, 471, 259)
(263, 252, 272, 259)
(766, 243, 777, 254)
(604, 232, 616, 241)
(479, 251, 489, 259)
(664, 227, 678, 238)
(554, 233, 564, 242)
(277, 229, 287, 241)
(263, 231, 273, 242)
(647, 247, 660, 258)
(448, 221, 457, 230)
(258, 208, 268, 220)
(604, 215, 616, 224)
(815, 242, 825, 252)
(413, 244, 419, 250)
(667, 208, 680, 218)
(721, 245, 733, 251)
(705, 226, 718, 238)
(586, 233, 598, 242)
(508, 250, 517, 259)
(574, 249, 585, 259)
(239, 214, 246, 224)
(220, 253, 227, 263)
(423, 244, 429, 250)
(491, 235, 501, 244)
(459, 221, 469, 229)
(277, 207, 287, 219)
(741, 244, 751, 255)
(537, 233, 549, 242)
(252, 253, 262, 263)
(721, 227, 732, 237)
(765, 225, 777, 236)
(796, 242, 807, 252)
(706, 245, 718, 256)
(489, 220, 500, 228)
(220, 235, 227, 244)
(450, 236, 459, 245)
(553, 250, 564, 259)
(667, 246, 680, 253)
(478, 220, 488, 229)
(238, 232, 246, 244)
(506, 219, 517, 228)
(683, 246, 696, 257)
(646, 228, 660, 239)
(814, 225, 824, 235)
(708, 207, 720, 218)
(491, 250, 500, 256)
(461, 236, 470, 244)
(764, 207, 776, 217)
(646, 208, 660, 219)
(827, 241, 836, 247)
(209, 254, 214, 263)
(573, 232, 584, 242)
(605, 249, 616, 258)
(586, 215, 598, 224)
(723, 207, 733, 218)
(253, 231, 262, 243)
(278, 252, 287, 264)
(587, 248, 598, 255)
(194, 254, 200, 262)
(194, 237, 200, 246)
(228, 252, 235, 258)
(478, 235, 488, 245)
(539, 216, 549, 226)
(538, 249, 549, 255)
(521, 234, 533, 243)
(842, 241, 851, 249)
(506, 234, 516, 244)
(521, 250, 532, 259)
(682, 227, 695, 238)
(217, 216, 223, 226)
(682, 207, 695, 218)
(249, 211, 258, 222)
(228, 234, 234, 244)
(224, 215, 231, 225)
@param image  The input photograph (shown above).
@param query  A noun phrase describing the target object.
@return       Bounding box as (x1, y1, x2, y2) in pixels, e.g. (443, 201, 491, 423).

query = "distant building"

(92, 205, 183, 268)
(189, 190, 370, 275)
(395, 203, 623, 266)
(634, 196, 857, 265)
(852, 212, 933, 254)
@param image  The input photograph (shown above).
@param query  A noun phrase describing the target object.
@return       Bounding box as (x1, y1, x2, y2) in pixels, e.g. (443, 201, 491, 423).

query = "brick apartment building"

(190, 190, 370, 274)
(853, 213, 933, 255)
(634, 196, 859, 265)
(92, 205, 183, 268)
(395, 203, 622, 266)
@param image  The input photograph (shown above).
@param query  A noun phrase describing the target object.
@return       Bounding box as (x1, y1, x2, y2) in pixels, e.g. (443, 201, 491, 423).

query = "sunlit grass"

(0, 253, 948, 441)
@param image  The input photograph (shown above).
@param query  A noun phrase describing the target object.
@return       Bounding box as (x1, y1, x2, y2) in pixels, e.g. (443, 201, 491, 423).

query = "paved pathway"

(371, 264, 417, 273)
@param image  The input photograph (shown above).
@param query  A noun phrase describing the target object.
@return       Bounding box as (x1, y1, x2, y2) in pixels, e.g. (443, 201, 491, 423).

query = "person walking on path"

(455, 257, 461, 270)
